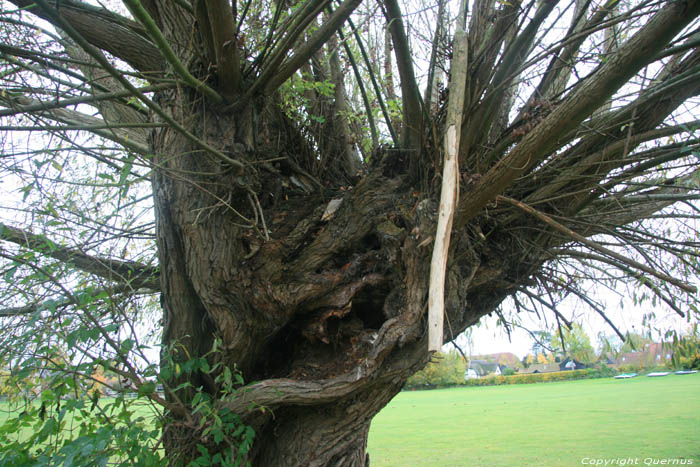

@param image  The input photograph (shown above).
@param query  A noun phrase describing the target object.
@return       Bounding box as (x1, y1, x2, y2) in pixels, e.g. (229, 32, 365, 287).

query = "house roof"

(468, 361, 501, 376)
(521, 363, 560, 374)
(612, 342, 674, 367)
(560, 356, 585, 366)
(480, 363, 501, 372)
(472, 352, 523, 368)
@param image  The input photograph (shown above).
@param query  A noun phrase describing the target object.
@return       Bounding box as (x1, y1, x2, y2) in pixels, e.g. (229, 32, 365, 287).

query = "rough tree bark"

(3, 0, 700, 465)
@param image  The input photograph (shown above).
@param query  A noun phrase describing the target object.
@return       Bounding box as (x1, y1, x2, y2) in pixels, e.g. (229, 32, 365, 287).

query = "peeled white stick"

(428, 27, 468, 352)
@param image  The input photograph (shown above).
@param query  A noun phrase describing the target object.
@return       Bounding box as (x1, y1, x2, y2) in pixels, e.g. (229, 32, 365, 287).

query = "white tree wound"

(428, 125, 459, 351)
(428, 28, 467, 351)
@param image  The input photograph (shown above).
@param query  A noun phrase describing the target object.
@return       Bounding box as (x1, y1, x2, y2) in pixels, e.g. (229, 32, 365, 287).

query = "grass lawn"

(2, 374, 697, 465)
(367, 373, 700, 466)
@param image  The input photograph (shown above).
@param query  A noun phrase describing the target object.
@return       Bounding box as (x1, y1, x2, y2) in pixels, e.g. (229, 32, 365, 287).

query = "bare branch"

(6, 0, 165, 73)
(382, 0, 423, 152)
(498, 196, 696, 293)
(122, 0, 224, 103)
(0, 285, 155, 317)
(338, 28, 378, 151)
(196, 0, 241, 98)
(544, 275, 627, 341)
(0, 222, 160, 290)
(346, 16, 398, 145)
(263, 0, 363, 96)
(455, 0, 700, 225)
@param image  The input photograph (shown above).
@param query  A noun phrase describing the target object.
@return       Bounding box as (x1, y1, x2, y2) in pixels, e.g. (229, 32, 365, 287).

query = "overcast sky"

(449, 285, 696, 359)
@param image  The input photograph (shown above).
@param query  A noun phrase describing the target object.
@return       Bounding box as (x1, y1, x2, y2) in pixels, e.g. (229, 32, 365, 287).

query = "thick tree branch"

(199, 0, 241, 98)
(244, 0, 330, 99)
(428, 23, 468, 351)
(327, 23, 361, 176)
(0, 84, 170, 119)
(58, 32, 156, 142)
(0, 222, 160, 290)
(28, 0, 244, 172)
(0, 94, 151, 153)
(6, 0, 164, 73)
(122, 0, 224, 103)
(461, 0, 559, 163)
(455, 0, 700, 226)
(534, 0, 620, 103)
(423, 0, 447, 113)
(382, 0, 423, 152)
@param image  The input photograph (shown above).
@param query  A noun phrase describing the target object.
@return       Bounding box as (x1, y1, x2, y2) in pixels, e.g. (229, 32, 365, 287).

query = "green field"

(367, 373, 700, 466)
(2, 374, 698, 465)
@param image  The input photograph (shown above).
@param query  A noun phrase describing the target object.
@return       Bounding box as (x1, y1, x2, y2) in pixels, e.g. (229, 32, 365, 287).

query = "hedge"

(465, 369, 590, 386)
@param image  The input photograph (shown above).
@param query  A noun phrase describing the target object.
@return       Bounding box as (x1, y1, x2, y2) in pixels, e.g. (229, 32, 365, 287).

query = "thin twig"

(499, 195, 697, 293)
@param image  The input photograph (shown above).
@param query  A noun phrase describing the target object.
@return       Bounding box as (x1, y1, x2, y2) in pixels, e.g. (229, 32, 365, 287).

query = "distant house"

(612, 343, 673, 368)
(521, 363, 560, 374)
(465, 360, 503, 379)
(601, 356, 615, 366)
(465, 368, 480, 380)
(481, 362, 502, 376)
(646, 343, 673, 363)
(472, 352, 523, 369)
(559, 357, 587, 371)
(615, 351, 645, 367)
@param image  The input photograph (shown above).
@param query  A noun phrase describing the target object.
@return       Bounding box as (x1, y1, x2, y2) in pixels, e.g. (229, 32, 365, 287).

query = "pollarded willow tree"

(1, 0, 700, 464)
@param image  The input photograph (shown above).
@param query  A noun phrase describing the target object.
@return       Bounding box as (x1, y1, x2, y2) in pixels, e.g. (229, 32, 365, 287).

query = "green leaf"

(20, 183, 34, 201)
(119, 156, 135, 197)
(3, 266, 18, 281)
(137, 382, 156, 397)
(120, 339, 135, 353)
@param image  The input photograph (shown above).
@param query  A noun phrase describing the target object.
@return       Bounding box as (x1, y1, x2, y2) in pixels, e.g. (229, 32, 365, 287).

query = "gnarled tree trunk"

(147, 86, 506, 463)
(4, 0, 700, 465)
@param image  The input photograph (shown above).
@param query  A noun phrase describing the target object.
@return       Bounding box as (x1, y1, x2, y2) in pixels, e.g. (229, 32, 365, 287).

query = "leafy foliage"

(620, 333, 655, 353)
(0, 332, 254, 466)
(671, 326, 700, 370)
(405, 351, 466, 388)
(548, 323, 597, 364)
